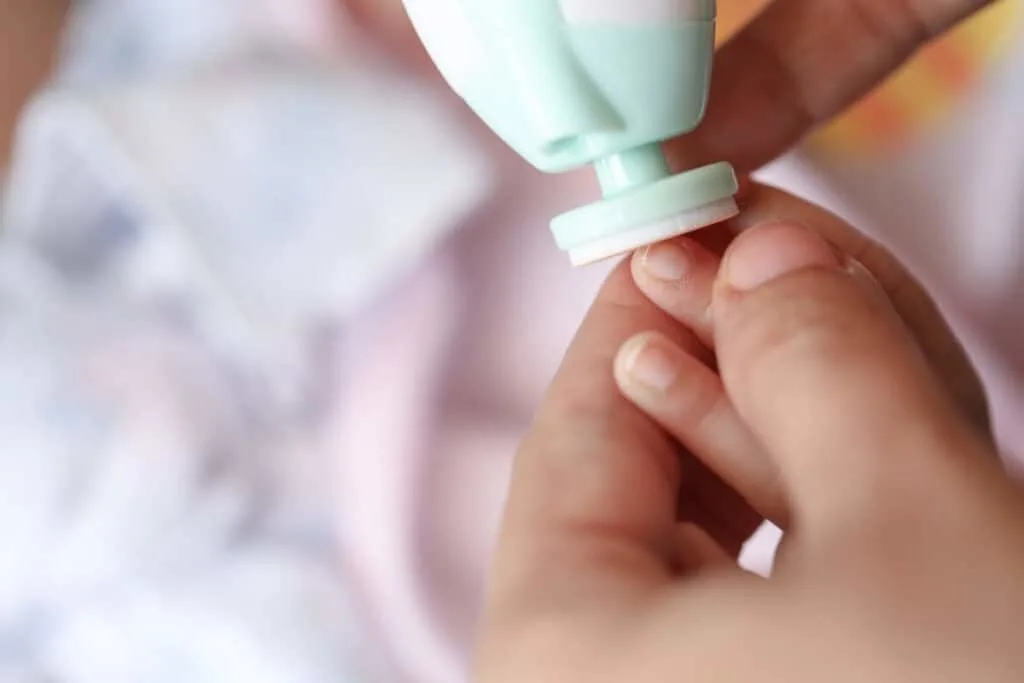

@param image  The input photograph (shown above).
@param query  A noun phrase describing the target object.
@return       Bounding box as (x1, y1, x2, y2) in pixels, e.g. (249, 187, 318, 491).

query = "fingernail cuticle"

(624, 336, 679, 393)
(641, 242, 693, 282)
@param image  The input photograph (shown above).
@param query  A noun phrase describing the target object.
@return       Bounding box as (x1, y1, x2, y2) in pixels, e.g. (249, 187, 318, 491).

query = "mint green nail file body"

(400, 0, 739, 266)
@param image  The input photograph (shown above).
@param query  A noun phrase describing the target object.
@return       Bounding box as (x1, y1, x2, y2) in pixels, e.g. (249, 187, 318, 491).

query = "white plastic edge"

(567, 196, 738, 266)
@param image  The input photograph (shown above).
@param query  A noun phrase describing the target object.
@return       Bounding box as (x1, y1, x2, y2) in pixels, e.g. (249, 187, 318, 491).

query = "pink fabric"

(329, 159, 610, 683)
(334, 36, 1024, 683)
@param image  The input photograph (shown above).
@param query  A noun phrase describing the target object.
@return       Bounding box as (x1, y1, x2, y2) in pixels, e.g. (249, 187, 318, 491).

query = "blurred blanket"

(1, 2, 1022, 683)
(0, 0, 490, 680)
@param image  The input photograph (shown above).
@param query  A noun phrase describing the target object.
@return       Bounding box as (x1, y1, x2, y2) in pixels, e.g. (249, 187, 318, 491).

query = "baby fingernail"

(640, 242, 693, 281)
(725, 221, 839, 292)
(618, 334, 680, 393)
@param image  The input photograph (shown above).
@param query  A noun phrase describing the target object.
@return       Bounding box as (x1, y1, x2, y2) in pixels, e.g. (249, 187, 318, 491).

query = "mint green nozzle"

(401, 0, 740, 266)
(594, 144, 671, 197)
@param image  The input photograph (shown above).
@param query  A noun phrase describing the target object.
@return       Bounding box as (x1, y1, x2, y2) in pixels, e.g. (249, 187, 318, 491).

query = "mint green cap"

(399, 1, 738, 265)
(552, 147, 739, 265)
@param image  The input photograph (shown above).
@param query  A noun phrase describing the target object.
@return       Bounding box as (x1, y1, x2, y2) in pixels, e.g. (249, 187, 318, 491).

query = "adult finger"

(712, 221, 991, 529)
(668, 0, 993, 172)
(634, 185, 987, 435)
(730, 184, 990, 434)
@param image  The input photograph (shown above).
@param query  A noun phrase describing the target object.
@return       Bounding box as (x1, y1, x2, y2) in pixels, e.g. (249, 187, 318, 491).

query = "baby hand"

(480, 188, 1019, 683)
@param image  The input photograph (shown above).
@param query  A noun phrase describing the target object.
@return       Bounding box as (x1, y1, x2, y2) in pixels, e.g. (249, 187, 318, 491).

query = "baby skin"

(480, 186, 1022, 683)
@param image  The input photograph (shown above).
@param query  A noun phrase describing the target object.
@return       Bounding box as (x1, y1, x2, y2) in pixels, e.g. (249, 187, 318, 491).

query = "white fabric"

(0, 0, 493, 680)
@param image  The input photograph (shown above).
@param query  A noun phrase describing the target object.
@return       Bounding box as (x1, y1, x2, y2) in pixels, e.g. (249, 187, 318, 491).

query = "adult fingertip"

(708, 218, 976, 525)
(722, 221, 841, 293)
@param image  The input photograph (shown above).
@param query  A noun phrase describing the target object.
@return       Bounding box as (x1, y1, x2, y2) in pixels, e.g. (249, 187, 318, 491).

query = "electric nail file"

(401, 0, 739, 265)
